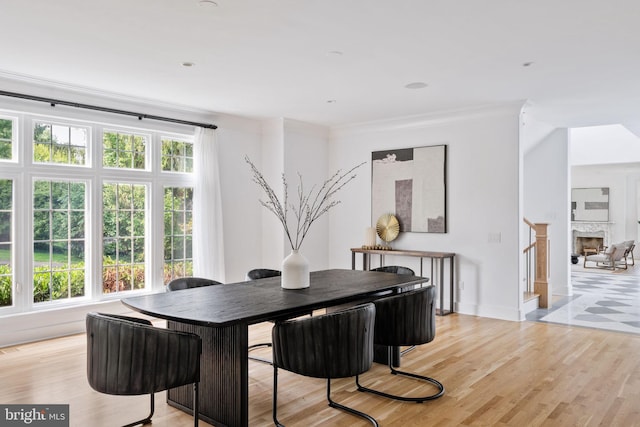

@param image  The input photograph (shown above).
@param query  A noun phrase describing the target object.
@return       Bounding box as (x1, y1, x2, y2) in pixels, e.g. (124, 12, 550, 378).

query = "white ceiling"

(2, 0, 640, 129)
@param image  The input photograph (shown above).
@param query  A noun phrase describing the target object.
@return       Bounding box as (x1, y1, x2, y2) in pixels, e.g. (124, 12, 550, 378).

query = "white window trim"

(0, 108, 196, 323)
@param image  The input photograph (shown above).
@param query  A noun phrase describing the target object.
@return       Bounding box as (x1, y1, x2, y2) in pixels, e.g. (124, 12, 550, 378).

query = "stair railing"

(523, 218, 550, 308)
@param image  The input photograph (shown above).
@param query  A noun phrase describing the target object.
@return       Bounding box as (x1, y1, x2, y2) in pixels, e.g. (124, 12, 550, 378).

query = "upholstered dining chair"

(166, 276, 222, 291)
(370, 265, 415, 276)
(272, 303, 378, 427)
(246, 268, 282, 280)
(246, 268, 284, 365)
(86, 312, 202, 427)
(371, 264, 418, 358)
(356, 286, 445, 403)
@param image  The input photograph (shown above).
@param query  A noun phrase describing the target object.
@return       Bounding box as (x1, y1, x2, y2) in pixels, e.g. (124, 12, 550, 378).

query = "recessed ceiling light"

(404, 82, 428, 89)
(198, 0, 218, 7)
(181, 62, 195, 67)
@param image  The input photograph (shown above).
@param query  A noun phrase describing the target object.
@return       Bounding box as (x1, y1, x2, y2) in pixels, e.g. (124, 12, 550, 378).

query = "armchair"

(272, 303, 378, 426)
(584, 243, 628, 270)
(86, 312, 202, 427)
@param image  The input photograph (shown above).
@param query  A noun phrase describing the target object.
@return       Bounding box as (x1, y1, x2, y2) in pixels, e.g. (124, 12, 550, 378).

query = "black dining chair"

(355, 286, 444, 403)
(245, 268, 285, 365)
(371, 264, 419, 359)
(272, 303, 378, 427)
(86, 312, 202, 427)
(166, 276, 222, 291)
(371, 265, 415, 276)
(246, 268, 282, 280)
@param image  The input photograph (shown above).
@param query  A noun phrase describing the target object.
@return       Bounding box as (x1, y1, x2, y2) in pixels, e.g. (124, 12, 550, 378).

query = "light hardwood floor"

(2, 313, 639, 426)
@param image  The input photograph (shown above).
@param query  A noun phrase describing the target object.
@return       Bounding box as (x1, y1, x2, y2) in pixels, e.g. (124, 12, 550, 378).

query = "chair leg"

(356, 347, 445, 403)
(273, 367, 377, 427)
(122, 393, 154, 427)
(249, 342, 273, 365)
(193, 382, 199, 427)
(326, 378, 378, 427)
(273, 366, 284, 427)
(400, 345, 416, 356)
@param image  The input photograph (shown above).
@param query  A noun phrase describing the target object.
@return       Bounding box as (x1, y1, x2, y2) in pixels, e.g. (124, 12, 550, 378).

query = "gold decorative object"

(376, 214, 400, 243)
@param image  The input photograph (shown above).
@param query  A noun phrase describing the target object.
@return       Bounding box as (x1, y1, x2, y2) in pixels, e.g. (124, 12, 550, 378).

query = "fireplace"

(571, 222, 611, 255)
(575, 236, 604, 255)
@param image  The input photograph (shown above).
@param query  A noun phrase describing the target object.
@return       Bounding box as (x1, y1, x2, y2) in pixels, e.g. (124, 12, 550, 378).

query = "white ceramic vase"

(281, 249, 310, 289)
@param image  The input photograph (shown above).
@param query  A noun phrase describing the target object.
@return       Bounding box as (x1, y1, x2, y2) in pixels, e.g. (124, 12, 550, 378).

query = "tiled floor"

(526, 263, 640, 335)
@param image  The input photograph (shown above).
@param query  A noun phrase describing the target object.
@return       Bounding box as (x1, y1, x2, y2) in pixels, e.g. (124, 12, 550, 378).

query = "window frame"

(0, 114, 19, 163)
(31, 176, 90, 306)
(32, 118, 91, 167)
(0, 110, 196, 316)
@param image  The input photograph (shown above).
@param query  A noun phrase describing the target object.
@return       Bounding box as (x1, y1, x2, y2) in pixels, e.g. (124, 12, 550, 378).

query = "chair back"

(166, 277, 222, 291)
(246, 268, 282, 280)
(371, 265, 415, 276)
(272, 303, 375, 379)
(611, 244, 628, 262)
(86, 312, 201, 395)
(373, 286, 436, 347)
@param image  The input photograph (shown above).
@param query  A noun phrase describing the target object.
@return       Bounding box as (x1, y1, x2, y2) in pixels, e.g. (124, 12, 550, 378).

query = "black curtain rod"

(0, 90, 217, 129)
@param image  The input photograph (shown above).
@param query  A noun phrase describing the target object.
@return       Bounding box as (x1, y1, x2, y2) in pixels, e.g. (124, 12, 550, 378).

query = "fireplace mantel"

(571, 221, 614, 253)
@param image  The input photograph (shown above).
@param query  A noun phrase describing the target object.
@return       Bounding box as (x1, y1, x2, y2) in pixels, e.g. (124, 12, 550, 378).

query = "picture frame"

(371, 144, 447, 233)
(571, 187, 609, 222)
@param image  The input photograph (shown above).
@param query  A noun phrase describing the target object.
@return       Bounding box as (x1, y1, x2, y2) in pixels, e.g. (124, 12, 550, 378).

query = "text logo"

(0, 405, 69, 426)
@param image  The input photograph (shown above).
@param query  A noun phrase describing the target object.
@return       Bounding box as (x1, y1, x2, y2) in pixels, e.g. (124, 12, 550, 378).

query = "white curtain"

(193, 127, 225, 282)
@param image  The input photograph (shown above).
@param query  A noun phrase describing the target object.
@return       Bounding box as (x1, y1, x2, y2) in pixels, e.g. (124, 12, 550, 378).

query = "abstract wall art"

(571, 187, 609, 221)
(371, 144, 447, 233)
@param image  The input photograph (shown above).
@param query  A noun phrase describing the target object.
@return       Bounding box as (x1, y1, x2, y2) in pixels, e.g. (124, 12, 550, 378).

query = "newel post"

(534, 223, 550, 308)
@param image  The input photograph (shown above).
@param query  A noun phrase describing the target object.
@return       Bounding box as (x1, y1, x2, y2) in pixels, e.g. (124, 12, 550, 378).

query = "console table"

(351, 248, 456, 315)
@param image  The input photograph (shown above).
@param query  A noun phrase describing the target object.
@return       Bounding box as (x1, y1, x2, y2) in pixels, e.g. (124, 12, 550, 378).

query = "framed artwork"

(371, 144, 447, 233)
(571, 187, 609, 221)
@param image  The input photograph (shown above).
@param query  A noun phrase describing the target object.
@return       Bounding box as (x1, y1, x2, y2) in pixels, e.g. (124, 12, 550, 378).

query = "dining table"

(122, 268, 427, 427)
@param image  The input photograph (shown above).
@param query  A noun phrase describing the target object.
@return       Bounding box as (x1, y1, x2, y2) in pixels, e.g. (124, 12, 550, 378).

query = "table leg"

(168, 320, 249, 427)
(439, 258, 445, 315)
(450, 256, 454, 314)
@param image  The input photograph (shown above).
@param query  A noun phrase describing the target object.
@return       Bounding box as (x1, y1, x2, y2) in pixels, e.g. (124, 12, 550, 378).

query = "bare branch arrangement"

(245, 156, 365, 250)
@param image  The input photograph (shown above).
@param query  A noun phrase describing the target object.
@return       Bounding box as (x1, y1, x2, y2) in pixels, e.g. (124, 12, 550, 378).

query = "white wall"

(251, 118, 331, 272)
(523, 122, 571, 297)
(215, 114, 264, 283)
(328, 104, 525, 321)
(571, 125, 640, 165)
(282, 119, 330, 270)
(257, 119, 286, 271)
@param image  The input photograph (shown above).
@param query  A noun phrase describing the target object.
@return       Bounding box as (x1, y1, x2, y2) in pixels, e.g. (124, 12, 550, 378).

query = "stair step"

(523, 292, 540, 314)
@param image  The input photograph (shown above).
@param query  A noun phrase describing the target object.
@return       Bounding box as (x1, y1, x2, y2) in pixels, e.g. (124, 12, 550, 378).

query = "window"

(33, 121, 89, 165)
(103, 130, 148, 170)
(0, 106, 198, 319)
(0, 118, 14, 161)
(32, 180, 86, 303)
(102, 182, 146, 294)
(164, 186, 193, 284)
(0, 179, 12, 307)
(161, 138, 194, 172)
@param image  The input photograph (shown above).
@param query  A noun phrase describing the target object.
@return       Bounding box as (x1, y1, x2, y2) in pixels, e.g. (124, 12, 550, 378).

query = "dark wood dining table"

(122, 268, 427, 427)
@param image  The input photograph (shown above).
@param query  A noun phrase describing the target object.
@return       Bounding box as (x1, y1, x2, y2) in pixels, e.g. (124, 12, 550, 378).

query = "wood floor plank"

(1, 313, 639, 426)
